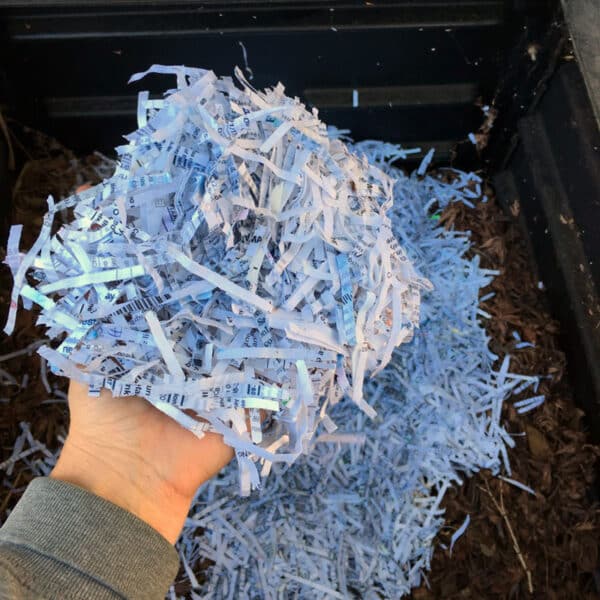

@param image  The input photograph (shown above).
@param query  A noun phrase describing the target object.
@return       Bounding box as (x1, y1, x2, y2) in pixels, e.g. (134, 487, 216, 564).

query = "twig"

(11, 158, 30, 204)
(0, 340, 47, 363)
(482, 480, 534, 594)
(0, 109, 15, 170)
(0, 471, 24, 515)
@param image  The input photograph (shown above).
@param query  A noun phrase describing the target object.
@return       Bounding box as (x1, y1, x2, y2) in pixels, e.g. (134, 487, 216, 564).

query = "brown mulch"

(0, 129, 599, 598)
(413, 188, 600, 599)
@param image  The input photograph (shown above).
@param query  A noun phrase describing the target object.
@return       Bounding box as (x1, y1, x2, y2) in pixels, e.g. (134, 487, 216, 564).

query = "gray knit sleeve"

(0, 477, 180, 600)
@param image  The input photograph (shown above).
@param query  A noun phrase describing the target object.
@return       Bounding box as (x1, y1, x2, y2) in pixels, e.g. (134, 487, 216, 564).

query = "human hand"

(51, 379, 234, 543)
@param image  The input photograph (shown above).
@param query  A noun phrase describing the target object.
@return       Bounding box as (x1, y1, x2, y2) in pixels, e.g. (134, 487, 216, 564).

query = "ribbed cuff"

(0, 477, 179, 600)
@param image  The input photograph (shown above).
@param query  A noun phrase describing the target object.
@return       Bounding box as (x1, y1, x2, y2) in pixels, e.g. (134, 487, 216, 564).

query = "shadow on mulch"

(0, 126, 598, 598)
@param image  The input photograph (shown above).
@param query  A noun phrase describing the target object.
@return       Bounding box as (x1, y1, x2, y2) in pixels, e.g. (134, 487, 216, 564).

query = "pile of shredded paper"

(4, 65, 431, 496)
(2, 66, 543, 598)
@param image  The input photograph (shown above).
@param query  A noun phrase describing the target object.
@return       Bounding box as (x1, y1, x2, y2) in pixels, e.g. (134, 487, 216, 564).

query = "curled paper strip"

(4, 65, 430, 495)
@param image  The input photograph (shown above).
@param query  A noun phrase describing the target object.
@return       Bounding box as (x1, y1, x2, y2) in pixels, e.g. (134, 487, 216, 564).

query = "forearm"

(0, 477, 179, 600)
(0, 381, 234, 599)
